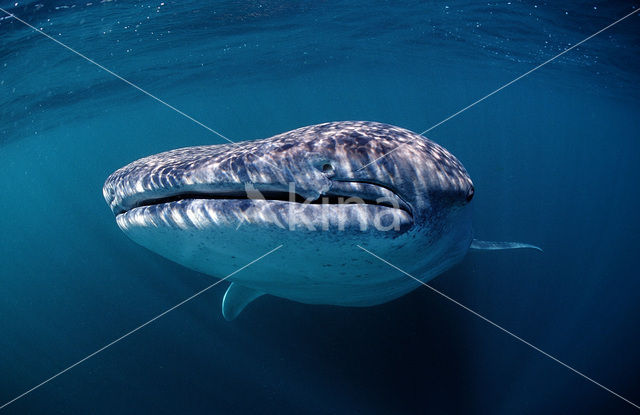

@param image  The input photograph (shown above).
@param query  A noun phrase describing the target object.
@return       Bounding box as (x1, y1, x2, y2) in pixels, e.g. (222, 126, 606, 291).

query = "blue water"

(1, 1, 639, 413)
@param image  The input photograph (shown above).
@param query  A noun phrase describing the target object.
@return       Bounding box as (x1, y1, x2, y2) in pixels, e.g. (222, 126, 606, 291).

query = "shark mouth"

(109, 178, 415, 234)
(114, 180, 412, 219)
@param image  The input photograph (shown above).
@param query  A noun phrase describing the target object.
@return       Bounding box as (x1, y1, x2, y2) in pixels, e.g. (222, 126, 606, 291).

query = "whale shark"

(103, 121, 540, 320)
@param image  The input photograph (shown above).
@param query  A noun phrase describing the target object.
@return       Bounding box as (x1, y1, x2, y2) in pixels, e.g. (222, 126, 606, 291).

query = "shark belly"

(117, 198, 473, 307)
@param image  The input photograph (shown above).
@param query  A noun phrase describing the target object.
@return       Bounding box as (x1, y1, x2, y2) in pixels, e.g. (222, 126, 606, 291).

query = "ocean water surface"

(1, 1, 639, 413)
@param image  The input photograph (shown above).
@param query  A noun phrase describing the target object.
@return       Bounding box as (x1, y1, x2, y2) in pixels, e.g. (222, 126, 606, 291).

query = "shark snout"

(103, 145, 338, 215)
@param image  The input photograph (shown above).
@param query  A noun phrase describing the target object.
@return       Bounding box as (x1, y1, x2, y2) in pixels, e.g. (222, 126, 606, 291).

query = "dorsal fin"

(222, 283, 265, 321)
(470, 239, 542, 252)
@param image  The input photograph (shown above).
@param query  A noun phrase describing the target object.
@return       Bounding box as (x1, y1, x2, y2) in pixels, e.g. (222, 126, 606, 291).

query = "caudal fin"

(470, 239, 542, 252)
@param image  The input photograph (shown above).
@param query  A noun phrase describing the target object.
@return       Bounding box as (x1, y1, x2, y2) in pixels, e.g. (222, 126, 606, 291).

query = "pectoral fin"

(470, 239, 542, 252)
(222, 283, 265, 321)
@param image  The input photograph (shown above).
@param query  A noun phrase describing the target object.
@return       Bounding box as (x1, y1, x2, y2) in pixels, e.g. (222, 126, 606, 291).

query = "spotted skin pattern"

(104, 121, 474, 222)
(103, 121, 483, 315)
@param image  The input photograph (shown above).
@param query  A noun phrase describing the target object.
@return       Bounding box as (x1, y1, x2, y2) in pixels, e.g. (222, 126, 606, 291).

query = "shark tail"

(470, 239, 542, 252)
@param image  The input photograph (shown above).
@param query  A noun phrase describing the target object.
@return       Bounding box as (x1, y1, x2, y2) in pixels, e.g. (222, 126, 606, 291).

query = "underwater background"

(1, 1, 639, 413)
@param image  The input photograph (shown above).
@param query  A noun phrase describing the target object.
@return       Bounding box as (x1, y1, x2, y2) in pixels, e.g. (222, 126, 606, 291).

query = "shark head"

(104, 121, 477, 318)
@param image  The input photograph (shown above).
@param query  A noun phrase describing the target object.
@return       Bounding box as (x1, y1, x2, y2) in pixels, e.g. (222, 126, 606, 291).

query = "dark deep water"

(1, 1, 639, 413)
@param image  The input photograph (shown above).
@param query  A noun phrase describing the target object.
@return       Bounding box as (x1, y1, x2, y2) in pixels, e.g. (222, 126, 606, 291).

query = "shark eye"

(465, 185, 474, 202)
(321, 163, 334, 174)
